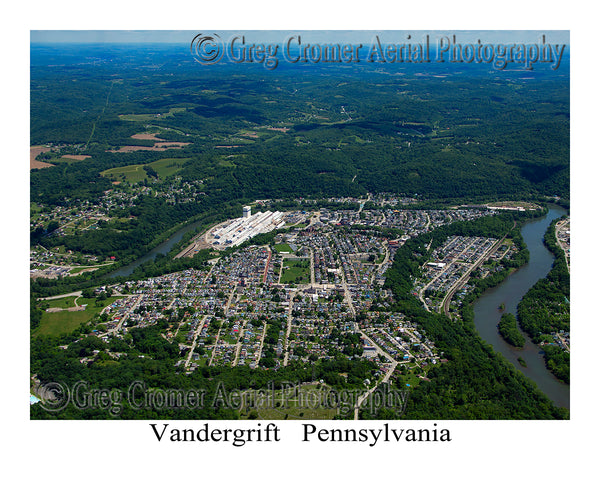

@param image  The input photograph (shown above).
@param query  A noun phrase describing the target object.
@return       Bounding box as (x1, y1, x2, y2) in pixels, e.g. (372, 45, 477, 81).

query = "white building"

(211, 210, 285, 249)
(243, 206, 251, 218)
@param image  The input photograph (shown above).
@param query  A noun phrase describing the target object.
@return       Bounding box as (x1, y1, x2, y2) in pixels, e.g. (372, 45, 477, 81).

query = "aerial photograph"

(29, 29, 570, 421)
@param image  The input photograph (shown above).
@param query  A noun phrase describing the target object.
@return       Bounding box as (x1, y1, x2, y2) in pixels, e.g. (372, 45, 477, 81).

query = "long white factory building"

(211, 209, 285, 248)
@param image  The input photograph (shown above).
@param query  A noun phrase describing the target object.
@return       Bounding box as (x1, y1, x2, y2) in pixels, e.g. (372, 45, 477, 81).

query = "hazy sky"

(31, 30, 570, 45)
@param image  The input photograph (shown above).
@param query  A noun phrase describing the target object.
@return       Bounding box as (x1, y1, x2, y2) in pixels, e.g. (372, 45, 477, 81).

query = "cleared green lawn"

(30, 202, 44, 214)
(280, 258, 311, 284)
(395, 369, 423, 389)
(35, 297, 117, 337)
(273, 243, 293, 253)
(40, 297, 78, 309)
(222, 334, 239, 345)
(238, 384, 338, 420)
(218, 159, 236, 167)
(101, 164, 148, 183)
(49, 156, 88, 164)
(151, 158, 188, 178)
(68, 266, 99, 274)
(37, 310, 95, 337)
(101, 158, 188, 183)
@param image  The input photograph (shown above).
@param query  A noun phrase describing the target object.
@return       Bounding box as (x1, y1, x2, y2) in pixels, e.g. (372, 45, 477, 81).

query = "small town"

(555, 217, 570, 272)
(32, 189, 573, 419)
(414, 234, 518, 315)
(35, 199, 510, 400)
(24, 30, 577, 480)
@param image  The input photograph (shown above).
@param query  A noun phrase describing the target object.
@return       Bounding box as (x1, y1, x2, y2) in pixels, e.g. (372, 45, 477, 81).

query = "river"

(472, 204, 569, 409)
(106, 217, 208, 279)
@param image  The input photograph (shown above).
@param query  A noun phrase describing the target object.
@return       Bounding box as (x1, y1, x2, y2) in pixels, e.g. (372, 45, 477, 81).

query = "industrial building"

(210, 209, 285, 248)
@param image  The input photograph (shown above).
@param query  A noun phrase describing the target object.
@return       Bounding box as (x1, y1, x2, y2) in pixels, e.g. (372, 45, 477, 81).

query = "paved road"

(208, 328, 222, 366)
(441, 233, 508, 316)
(232, 315, 250, 366)
(253, 322, 268, 368)
(418, 237, 483, 311)
(555, 333, 570, 353)
(353, 328, 398, 420)
(208, 287, 237, 366)
(309, 247, 315, 284)
(39, 291, 82, 301)
(372, 244, 390, 285)
(109, 294, 143, 333)
(555, 218, 570, 273)
(282, 291, 297, 366)
(184, 315, 208, 368)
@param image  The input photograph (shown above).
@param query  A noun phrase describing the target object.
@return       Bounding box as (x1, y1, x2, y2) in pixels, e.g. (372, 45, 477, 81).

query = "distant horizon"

(30, 30, 570, 45)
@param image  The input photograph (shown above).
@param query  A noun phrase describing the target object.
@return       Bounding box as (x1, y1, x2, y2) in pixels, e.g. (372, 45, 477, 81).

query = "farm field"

(107, 142, 190, 153)
(100, 157, 189, 183)
(131, 133, 164, 140)
(30, 145, 54, 169)
(60, 154, 91, 161)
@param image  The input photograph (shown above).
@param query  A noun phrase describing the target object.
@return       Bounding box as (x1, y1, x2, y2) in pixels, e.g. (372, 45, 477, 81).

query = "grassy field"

(237, 383, 339, 420)
(118, 107, 186, 122)
(101, 158, 189, 183)
(40, 297, 79, 309)
(35, 297, 117, 337)
(101, 164, 148, 183)
(174, 329, 189, 344)
(151, 157, 188, 178)
(217, 159, 236, 167)
(280, 258, 311, 284)
(68, 266, 99, 274)
(273, 243, 293, 253)
(30, 202, 45, 222)
(394, 368, 424, 389)
(221, 334, 239, 345)
(292, 222, 309, 228)
(145, 125, 187, 136)
(48, 155, 91, 164)
(61, 217, 99, 235)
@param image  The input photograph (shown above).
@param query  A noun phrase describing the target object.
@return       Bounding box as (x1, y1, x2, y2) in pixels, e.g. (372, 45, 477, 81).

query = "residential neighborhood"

(46, 199, 499, 392)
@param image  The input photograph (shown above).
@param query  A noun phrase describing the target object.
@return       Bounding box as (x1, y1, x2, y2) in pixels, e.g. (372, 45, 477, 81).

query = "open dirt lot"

(61, 154, 91, 161)
(131, 133, 165, 141)
(30, 146, 54, 169)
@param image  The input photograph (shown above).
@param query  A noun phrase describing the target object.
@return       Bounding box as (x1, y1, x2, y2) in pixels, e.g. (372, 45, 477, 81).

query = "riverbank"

(471, 204, 569, 408)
